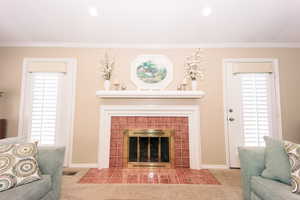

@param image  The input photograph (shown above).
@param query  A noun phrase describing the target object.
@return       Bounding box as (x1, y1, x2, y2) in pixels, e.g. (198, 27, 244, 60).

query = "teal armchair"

(238, 147, 300, 200)
(0, 147, 65, 200)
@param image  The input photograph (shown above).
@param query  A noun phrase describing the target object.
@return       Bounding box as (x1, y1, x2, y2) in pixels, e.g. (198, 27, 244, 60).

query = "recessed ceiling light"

(89, 6, 98, 17)
(202, 7, 212, 16)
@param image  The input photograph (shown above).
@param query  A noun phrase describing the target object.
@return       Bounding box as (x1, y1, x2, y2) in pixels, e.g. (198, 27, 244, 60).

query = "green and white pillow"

(284, 141, 300, 193)
(0, 142, 41, 192)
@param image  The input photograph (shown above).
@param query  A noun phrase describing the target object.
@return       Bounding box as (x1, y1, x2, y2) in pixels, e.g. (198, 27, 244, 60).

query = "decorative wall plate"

(131, 55, 173, 90)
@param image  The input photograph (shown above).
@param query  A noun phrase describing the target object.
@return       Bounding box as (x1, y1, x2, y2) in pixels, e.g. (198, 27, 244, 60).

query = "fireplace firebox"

(123, 129, 174, 168)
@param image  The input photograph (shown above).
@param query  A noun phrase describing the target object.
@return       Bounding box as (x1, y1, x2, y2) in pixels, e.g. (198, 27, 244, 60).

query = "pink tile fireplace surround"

(109, 116, 190, 168)
(98, 105, 201, 169)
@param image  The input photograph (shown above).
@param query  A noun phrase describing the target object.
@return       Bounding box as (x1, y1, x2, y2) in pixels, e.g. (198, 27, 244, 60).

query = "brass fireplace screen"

(123, 129, 174, 168)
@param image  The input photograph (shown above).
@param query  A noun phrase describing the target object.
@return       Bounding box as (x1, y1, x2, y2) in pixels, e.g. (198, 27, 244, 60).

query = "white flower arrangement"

(100, 52, 115, 80)
(184, 48, 205, 81)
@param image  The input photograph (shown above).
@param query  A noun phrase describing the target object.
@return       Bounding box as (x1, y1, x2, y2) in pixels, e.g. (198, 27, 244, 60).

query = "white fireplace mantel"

(96, 90, 205, 99)
(98, 105, 202, 169)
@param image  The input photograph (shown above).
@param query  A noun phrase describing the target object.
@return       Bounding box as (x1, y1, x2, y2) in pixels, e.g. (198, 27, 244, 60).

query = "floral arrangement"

(184, 48, 205, 80)
(100, 52, 115, 80)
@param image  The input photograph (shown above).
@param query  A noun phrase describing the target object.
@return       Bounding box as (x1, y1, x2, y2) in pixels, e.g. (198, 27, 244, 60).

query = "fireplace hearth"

(123, 129, 174, 168)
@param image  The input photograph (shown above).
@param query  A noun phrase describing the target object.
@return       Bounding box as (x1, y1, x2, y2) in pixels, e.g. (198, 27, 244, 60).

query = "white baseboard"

(201, 164, 229, 169)
(68, 163, 98, 168)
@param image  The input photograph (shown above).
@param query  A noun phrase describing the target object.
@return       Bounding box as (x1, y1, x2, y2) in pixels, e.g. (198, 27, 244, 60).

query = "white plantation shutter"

(29, 72, 63, 145)
(240, 73, 273, 146)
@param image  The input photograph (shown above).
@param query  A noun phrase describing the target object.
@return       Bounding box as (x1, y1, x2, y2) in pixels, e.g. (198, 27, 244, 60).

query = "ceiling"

(0, 0, 300, 47)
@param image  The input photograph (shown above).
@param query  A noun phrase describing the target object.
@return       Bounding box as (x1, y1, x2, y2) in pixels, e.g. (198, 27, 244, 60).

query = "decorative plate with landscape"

(131, 55, 173, 90)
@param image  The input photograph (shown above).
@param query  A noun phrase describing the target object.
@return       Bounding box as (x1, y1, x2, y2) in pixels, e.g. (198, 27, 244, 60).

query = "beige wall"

(0, 47, 299, 165)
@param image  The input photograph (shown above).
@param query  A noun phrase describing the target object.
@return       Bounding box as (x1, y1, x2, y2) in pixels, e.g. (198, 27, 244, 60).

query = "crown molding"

(0, 41, 300, 48)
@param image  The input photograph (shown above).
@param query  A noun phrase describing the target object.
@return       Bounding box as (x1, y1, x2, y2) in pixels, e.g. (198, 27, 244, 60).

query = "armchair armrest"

(238, 147, 265, 200)
(37, 147, 65, 200)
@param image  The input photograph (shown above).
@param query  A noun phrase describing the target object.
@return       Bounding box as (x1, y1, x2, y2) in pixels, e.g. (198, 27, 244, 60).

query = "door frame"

(222, 58, 283, 167)
(18, 58, 77, 167)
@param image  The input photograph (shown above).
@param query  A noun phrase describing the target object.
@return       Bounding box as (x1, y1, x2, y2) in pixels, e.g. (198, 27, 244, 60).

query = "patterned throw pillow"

(0, 142, 41, 192)
(284, 141, 300, 193)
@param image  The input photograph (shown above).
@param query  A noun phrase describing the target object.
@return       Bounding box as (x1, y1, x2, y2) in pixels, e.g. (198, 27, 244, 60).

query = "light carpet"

(61, 168, 242, 200)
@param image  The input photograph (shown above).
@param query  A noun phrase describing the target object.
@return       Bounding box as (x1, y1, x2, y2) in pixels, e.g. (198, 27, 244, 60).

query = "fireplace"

(109, 116, 191, 168)
(99, 105, 201, 169)
(123, 129, 174, 168)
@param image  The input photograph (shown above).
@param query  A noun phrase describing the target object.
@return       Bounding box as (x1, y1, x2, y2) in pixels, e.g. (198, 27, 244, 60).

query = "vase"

(191, 80, 198, 91)
(104, 80, 111, 90)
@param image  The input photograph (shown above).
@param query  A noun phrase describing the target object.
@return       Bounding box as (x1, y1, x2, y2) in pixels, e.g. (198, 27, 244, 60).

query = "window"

(240, 73, 273, 146)
(29, 72, 62, 145)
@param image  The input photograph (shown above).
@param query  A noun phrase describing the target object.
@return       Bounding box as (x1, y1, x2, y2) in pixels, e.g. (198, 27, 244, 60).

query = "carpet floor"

(61, 168, 242, 200)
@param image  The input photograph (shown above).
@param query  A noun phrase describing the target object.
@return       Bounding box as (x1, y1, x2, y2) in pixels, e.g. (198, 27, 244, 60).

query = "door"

(19, 59, 77, 167)
(225, 60, 282, 168)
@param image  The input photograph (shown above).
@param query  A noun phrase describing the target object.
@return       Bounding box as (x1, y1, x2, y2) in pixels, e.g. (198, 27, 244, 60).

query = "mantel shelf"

(96, 90, 205, 99)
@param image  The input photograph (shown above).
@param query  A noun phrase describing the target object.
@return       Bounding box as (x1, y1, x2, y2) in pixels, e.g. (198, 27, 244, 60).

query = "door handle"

(228, 117, 235, 122)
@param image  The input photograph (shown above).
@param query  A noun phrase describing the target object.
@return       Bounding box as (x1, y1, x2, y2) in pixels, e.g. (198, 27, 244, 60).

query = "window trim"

(18, 58, 77, 167)
(222, 58, 282, 167)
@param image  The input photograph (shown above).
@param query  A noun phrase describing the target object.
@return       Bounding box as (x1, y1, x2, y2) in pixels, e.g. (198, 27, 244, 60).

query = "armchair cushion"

(37, 147, 65, 199)
(261, 136, 291, 185)
(0, 175, 51, 200)
(251, 176, 300, 200)
(238, 147, 265, 200)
